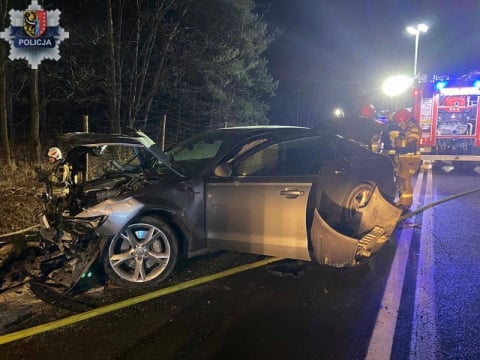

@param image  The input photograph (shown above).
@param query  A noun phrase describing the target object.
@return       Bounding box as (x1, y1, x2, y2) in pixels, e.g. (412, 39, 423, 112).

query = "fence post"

(82, 115, 89, 133)
(161, 114, 166, 151)
(82, 115, 89, 180)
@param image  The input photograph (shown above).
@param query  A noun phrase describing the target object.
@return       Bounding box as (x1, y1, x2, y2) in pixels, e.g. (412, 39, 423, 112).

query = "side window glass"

(233, 136, 331, 176)
(235, 144, 279, 176)
(333, 137, 362, 159)
(225, 138, 268, 164)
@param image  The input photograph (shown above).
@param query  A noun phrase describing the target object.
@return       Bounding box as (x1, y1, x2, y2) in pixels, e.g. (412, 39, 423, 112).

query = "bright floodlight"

(382, 75, 413, 97)
(418, 24, 429, 32)
(333, 108, 344, 118)
(407, 23, 428, 35)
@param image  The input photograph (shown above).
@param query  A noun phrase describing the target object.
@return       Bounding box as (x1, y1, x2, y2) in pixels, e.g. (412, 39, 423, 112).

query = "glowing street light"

(382, 75, 413, 97)
(406, 23, 429, 78)
(333, 108, 344, 118)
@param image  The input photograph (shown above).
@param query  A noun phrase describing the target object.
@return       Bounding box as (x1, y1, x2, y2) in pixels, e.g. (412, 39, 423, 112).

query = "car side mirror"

(214, 163, 232, 178)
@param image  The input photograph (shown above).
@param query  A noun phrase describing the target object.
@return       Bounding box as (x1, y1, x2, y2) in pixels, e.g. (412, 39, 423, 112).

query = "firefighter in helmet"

(45, 146, 71, 191)
(387, 108, 422, 210)
(360, 104, 376, 119)
(359, 104, 384, 152)
(47, 147, 68, 182)
(329, 103, 384, 152)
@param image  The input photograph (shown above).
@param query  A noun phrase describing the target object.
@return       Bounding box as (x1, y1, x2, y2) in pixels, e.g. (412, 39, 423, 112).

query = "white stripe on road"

(366, 170, 425, 359)
(409, 170, 438, 359)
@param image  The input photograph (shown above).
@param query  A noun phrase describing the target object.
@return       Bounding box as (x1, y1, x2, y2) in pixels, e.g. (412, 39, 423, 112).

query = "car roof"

(193, 125, 316, 143)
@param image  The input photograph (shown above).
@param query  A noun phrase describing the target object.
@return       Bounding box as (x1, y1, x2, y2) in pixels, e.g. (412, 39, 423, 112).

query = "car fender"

(310, 186, 402, 267)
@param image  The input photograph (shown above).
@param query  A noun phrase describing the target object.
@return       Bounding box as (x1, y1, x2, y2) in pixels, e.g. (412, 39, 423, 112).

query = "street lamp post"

(406, 24, 428, 78)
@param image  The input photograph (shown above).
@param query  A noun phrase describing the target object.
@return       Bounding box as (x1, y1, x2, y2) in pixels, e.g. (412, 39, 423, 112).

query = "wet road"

(389, 165, 480, 359)
(427, 166, 480, 359)
(1, 165, 480, 359)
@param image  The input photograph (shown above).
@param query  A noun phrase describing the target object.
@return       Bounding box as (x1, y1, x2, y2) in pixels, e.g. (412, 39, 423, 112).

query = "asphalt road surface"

(1, 164, 479, 359)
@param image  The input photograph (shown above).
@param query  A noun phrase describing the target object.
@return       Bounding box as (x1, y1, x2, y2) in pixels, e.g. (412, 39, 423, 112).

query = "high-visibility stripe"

(0, 256, 285, 345)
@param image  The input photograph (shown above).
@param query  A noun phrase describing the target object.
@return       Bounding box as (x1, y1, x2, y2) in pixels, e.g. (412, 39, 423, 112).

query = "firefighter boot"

(396, 154, 422, 209)
(394, 176, 411, 210)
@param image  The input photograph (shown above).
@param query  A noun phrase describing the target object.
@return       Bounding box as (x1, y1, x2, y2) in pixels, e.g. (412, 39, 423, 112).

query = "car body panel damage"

(310, 186, 402, 267)
(31, 126, 398, 293)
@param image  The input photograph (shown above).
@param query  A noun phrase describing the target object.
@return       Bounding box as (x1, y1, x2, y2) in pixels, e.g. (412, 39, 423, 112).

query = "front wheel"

(104, 215, 179, 287)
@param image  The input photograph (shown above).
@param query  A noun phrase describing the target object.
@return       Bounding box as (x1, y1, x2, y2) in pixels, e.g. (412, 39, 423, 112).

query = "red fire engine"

(412, 71, 480, 162)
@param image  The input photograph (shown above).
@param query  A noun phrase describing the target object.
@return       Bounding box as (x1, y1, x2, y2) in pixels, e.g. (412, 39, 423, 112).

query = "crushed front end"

(34, 132, 160, 292)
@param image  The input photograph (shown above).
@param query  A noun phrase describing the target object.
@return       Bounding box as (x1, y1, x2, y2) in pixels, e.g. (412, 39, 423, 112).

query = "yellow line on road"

(0, 256, 285, 345)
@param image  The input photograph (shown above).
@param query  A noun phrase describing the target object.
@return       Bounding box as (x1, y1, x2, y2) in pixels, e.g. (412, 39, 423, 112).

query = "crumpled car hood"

(58, 130, 184, 177)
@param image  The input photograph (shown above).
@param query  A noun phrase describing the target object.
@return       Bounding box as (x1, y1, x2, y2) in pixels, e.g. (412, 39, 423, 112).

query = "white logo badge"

(0, 0, 69, 69)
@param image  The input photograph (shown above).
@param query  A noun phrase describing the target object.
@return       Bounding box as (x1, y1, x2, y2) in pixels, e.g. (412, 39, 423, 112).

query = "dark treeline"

(0, 0, 278, 165)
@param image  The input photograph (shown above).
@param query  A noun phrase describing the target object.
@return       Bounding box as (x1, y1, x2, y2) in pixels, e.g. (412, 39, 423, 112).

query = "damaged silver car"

(37, 126, 402, 291)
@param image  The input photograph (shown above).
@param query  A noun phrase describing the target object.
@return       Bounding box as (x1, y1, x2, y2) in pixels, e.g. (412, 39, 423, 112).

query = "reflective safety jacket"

(47, 161, 71, 185)
(384, 119, 420, 154)
(399, 119, 420, 154)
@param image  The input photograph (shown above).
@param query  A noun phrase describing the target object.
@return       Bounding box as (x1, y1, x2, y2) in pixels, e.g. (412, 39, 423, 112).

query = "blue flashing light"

(435, 81, 448, 90)
(474, 80, 480, 88)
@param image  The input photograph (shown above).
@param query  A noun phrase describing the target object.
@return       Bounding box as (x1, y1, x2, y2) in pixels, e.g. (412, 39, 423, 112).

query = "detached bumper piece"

(310, 187, 402, 267)
(30, 279, 96, 312)
(36, 213, 104, 294)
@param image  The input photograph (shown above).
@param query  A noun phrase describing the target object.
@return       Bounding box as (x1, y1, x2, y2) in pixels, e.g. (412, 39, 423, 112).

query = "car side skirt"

(208, 238, 312, 261)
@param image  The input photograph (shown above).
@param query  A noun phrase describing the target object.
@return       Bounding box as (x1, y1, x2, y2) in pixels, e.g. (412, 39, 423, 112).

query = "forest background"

(0, 0, 278, 235)
(0, 0, 278, 167)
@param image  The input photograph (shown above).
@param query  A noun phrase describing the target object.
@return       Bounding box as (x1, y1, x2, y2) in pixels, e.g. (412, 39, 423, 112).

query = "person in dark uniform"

(330, 104, 385, 152)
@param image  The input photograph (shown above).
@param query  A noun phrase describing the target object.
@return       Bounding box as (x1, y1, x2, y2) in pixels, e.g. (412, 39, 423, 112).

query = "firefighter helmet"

(360, 104, 376, 118)
(47, 147, 63, 161)
(393, 108, 411, 124)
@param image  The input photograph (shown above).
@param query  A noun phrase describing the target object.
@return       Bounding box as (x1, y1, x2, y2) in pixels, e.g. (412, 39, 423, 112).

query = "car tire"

(103, 215, 179, 287)
(341, 183, 374, 226)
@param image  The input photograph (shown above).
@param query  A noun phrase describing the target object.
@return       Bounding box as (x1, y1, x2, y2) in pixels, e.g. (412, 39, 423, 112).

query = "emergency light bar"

(438, 87, 480, 96)
(435, 81, 448, 90)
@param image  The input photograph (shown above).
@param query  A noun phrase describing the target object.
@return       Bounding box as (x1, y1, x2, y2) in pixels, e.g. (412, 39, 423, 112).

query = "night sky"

(262, 0, 480, 125)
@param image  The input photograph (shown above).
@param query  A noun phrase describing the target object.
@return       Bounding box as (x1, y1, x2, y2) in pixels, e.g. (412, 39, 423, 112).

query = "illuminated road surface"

(1, 166, 480, 359)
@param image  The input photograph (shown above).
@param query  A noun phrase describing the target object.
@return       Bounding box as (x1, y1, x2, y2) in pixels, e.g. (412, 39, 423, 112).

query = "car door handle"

(280, 189, 304, 198)
(334, 169, 346, 175)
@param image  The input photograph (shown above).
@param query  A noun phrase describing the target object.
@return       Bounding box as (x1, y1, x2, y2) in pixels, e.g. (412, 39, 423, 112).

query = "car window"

(85, 145, 148, 176)
(171, 140, 223, 161)
(333, 136, 367, 159)
(227, 138, 268, 162)
(167, 136, 228, 175)
(233, 136, 332, 176)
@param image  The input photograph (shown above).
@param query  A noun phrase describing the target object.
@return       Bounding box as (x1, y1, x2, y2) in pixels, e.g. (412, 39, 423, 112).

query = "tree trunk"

(0, 0, 12, 167)
(30, 69, 41, 163)
(106, 0, 122, 134)
(0, 42, 12, 167)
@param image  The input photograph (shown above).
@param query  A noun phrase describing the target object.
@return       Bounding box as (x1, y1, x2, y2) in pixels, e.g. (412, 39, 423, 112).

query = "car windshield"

(166, 131, 239, 175)
(80, 145, 160, 175)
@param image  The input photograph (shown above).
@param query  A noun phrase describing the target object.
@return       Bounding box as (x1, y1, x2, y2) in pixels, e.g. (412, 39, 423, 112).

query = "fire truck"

(412, 71, 480, 163)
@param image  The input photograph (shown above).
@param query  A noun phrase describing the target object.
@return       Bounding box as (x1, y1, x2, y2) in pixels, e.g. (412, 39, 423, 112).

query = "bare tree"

(0, 0, 12, 167)
(106, 0, 123, 133)
(121, 0, 185, 129)
(30, 68, 40, 162)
